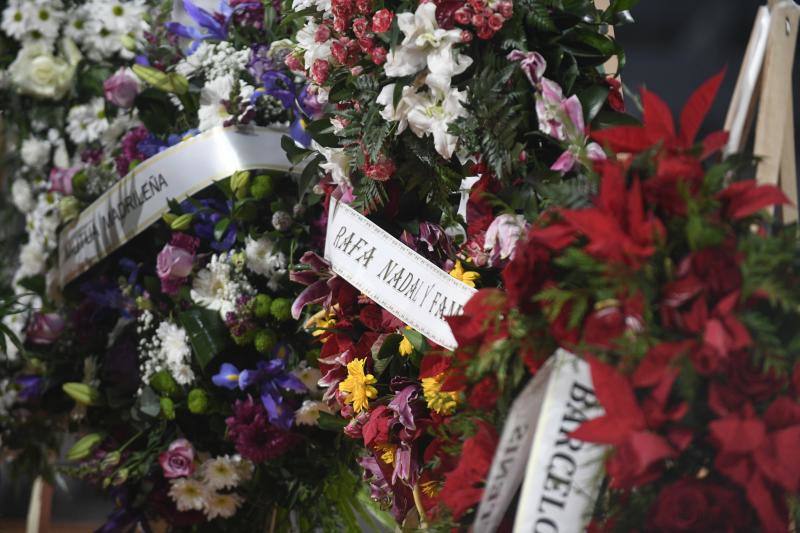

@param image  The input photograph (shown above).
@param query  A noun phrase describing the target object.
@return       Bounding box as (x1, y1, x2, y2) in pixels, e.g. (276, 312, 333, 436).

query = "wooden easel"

(725, 0, 800, 223)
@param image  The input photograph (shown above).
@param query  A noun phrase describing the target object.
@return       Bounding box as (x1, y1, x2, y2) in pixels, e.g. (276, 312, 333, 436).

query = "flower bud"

(160, 397, 175, 420)
(66, 433, 104, 461)
(271, 211, 293, 231)
(101, 450, 121, 469)
(187, 389, 209, 414)
(253, 294, 273, 319)
(63, 382, 102, 406)
(169, 213, 193, 231)
(149, 370, 180, 397)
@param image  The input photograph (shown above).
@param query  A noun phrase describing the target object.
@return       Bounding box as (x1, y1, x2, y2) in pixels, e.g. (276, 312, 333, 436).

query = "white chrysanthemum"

(66, 98, 109, 144)
(21, 136, 51, 168)
(190, 254, 253, 319)
(232, 455, 254, 482)
(24, 2, 64, 45)
(11, 179, 34, 212)
(1, 1, 28, 40)
(198, 76, 234, 132)
(18, 240, 47, 278)
(62, 7, 89, 44)
(203, 492, 242, 520)
(156, 321, 194, 385)
(202, 456, 241, 490)
(169, 478, 208, 512)
(244, 236, 287, 290)
(295, 400, 331, 426)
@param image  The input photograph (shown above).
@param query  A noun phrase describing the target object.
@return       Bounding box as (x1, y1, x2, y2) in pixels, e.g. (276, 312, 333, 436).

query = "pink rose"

(158, 439, 195, 479)
(26, 312, 65, 344)
(157, 235, 197, 295)
(49, 166, 80, 195)
(103, 68, 141, 109)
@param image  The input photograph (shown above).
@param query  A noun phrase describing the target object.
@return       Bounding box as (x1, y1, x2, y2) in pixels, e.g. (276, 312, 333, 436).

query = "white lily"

(376, 83, 419, 134)
(405, 84, 468, 160)
(314, 141, 352, 188)
(384, 3, 472, 88)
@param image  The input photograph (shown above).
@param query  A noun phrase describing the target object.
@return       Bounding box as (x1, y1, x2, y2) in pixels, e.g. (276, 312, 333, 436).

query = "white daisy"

(66, 98, 109, 144)
(191, 254, 252, 319)
(198, 76, 234, 132)
(169, 478, 208, 512)
(202, 456, 241, 490)
(1, 1, 28, 40)
(244, 236, 287, 290)
(25, 2, 64, 44)
(203, 492, 242, 520)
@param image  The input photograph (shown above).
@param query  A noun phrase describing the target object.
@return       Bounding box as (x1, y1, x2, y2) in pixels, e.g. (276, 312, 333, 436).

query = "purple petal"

(291, 279, 330, 319)
(387, 385, 419, 431)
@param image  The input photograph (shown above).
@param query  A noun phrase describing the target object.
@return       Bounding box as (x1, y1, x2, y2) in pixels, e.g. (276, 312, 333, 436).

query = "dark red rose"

(648, 479, 748, 532)
(468, 376, 498, 410)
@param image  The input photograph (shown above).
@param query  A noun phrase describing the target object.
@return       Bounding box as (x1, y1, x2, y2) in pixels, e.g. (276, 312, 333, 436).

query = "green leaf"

(373, 334, 402, 376)
(138, 386, 161, 417)
(610, 0, 639, 13)
(577, 85, 610, 123)
(178, 309, 228, 370)
(213, 217, 231, 242)
(403, 329, 427, 353)
(134, 88, 178, 135)
(281, 135, 312, 165)
(317, 411, 348, 431)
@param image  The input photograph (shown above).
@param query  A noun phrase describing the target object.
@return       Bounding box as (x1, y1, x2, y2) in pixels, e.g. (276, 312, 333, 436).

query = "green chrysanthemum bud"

(270, 298, 292, 322)
(254, 329, 277, 353)
(250, 174, 274, 200)
(66, 433, 104, 461)
(160, 397, 175, 420)
(59, 196, 81, 223)
(187, 388, 209, 414)
(232, 329, 255, 346)
(253, 294, 273, 319)
(149, 370, 179, 397)
(71, 171, 88, 194)
(63, 382, 102, 406)
(231, 170, 251, 199)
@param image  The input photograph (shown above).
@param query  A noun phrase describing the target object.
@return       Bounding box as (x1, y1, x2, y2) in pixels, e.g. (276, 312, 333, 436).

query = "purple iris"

(179, 198, 237, 251)
(212, 363, 241, 390)
(239, 359, 306, 429)
(136, 135, 168, 159)
(166, 0, 232, 51)
(15, 375, 43, 402)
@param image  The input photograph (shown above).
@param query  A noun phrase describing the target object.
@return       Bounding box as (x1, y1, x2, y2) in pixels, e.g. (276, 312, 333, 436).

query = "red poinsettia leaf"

(597, 160, 626, 217)
(642, 88, 676, 142)
(679, 69, 726, 147)
(709, 416, 766, 454)
(419, 353, 451, 379)
(746, 472, 789, 533)
(591, 125, 654, 153)
(529, 221, 576, 251)
(627, 430, 676, 472)
(570, 415, 635, 446)
(717, 180, 790, 220)
(754, 426, 800, 492)
(700, 130, 730, 160)
(586, 356, 645, 427)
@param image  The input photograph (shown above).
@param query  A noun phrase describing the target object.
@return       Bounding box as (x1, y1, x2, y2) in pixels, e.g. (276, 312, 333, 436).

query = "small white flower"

(202, 456, 241, 490)
(198, 75, 234, 132)
(18, 240, 47, 278)
(191, 254, 252, 319)
(169, 478, 208, 512)
(293, 364, 322, 393)
(21, 136, 51, 168)
(66, 98, 109, 144)
(291, 0, 330, 14)
(155, 321, 195, 385)
(244, 236, 287, 290)
(383, 3, 472, 90)
(1, 1, 28, 40)
(203, 492, 242, 520)
(11, 179, 34, 212)
(294, 399, 332, 426)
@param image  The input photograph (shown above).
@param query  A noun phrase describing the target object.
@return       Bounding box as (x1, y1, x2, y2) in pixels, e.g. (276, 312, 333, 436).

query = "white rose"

(11, 179, 34, 212)
(8, 39, 81, 99)
(18, 240, 47, 278)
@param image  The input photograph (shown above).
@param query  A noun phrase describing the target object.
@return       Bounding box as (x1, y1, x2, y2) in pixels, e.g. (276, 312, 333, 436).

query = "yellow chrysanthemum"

(449, 260, 480, 288)
(339, 358, 378, 413)
(421, 372, 458, 415)
(398, 326, 414, 356)
(374, 443, 397, 465)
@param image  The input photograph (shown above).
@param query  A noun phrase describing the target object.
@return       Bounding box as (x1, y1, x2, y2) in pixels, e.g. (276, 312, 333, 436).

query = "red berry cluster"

(452, 0, 513, 40)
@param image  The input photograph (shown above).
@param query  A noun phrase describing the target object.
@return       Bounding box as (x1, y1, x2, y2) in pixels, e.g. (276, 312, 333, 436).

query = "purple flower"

(26, 312, 65, 344)
(49, 166, 79, 195)
(179, 198, 237, 251)
(156, 233, 198, 295)
(212, 363, 241, 390)
(225, 396, 298, 462)
(239, 359, 306, 429)
(507, 49, 547, 86)
(15, 375, 43, 402)
(158, 439, 195, 479)
(103, 68, 141, 109)
(116, 126, 151, 176)
(484, 213, 528, 266)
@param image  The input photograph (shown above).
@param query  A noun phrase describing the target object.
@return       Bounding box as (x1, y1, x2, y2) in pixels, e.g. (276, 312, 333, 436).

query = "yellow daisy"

(421, 372, 459, 415)
(449, 260, 480, 288)
(339, 358, 378, 413)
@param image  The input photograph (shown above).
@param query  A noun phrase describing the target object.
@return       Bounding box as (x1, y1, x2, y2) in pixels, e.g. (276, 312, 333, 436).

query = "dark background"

(1, 0, 798, 528)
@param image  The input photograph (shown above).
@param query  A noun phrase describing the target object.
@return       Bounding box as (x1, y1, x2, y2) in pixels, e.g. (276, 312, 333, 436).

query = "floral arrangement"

(283, 0, 635, 527)
(450, 74, 800, 530)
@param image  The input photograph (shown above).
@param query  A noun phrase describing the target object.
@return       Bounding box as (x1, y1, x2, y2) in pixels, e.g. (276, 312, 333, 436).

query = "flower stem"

(412, 484, 427, 528)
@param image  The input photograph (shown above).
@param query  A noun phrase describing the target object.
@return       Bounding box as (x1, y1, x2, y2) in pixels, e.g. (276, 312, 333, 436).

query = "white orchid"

(404, 84, 468, 160)
(384, 2, 472, 90)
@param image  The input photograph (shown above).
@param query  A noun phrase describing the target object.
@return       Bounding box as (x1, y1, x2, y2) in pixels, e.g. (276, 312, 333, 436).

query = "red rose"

(648, 479, 748, 532)
(371, 9, 393, 32)
(468, 376, 498, 410)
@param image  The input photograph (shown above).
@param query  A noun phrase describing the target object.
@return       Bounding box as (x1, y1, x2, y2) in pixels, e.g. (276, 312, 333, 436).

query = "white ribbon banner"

(324, 197, 476, 350)
(58, 126, 291, 286)
(474, 350, 607, 533)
